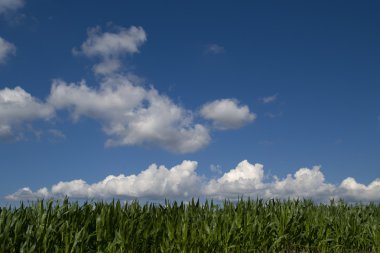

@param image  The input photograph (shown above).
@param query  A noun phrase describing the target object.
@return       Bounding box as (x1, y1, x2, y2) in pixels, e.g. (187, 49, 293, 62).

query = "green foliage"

(0, 198, 379, 252)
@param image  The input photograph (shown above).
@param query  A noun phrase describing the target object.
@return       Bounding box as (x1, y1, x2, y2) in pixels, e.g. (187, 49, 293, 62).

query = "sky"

(0, 0, 379, 203)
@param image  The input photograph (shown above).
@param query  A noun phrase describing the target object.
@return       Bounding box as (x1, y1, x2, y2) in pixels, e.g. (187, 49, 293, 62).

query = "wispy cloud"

(47, 129, 66, 140)
(260, 94, 278, 104)
(7, 160, 380, 203)
(210, 164, 223, 174)
(73, 25, 147, 75)
(205, 43, 225, 54)
(0, 0, 25, 16)
(0, 36, 16, 64)
(264, 112, 282, 119)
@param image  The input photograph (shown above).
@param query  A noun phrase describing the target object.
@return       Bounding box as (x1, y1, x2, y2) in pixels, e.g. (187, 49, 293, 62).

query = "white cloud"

(6, 187, 49, 201)
(205, 160, 265, 198)
(0, 0, 24, 15)
(92, 58, 121, 75)
(219, 160, 264, 184)
(269, 166, 336, 202)
(205, 44, 225, 54)
(7, 161, 202, 200)
(260, 94, 278, 104)
(0, 25, 250, 151)
(339, 177, 380, 202)
(8, 160, 380, 202)
(0, 86, 54, 140)
(0, 36, 16, 64)
(200, 99, 256, 130)
(48, 75, 210, 153)
(74, 25, 147, 75)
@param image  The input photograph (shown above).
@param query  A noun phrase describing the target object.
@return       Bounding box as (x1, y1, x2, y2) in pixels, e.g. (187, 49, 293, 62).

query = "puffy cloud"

(0, 25, 245, 151)
(269, 166, 336, 202)
(7, 160, 380, 202)
(0, 0, 24, 15)
(48, 77, 146, 121)
(205, 44, 225, 54)
(0, 36, 16, 64)
(74, 25, 147, 75)
(205, 161, 265, 198)
(6, 187, 49, 201)
(200, 99, 256, 130)
(219, 160, 264, 184)
(48, 75, 210, 153)
(0, 86, 54, 140)
(339, 177, 380, 202)
(260, 94, 278, 104)
(0, 24, 247, 152)
(78, 26, 146, 57)
(7, 161, 202, 200)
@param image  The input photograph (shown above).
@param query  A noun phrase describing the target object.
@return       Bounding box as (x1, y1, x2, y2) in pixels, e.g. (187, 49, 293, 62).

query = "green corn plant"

(1, 198, 380, 252)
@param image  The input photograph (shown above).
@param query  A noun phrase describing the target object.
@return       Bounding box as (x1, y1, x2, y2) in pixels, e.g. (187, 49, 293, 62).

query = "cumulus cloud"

(6, 187, 49, 201)
(269, 167, 336, 202)
(48, 75, 210, 153)
(52, 31, 215, 151)
(0, 0, 24, 15)
(339, 177, 380, 202)
(0, 86, 54, 140)
(0, 37, 16, 64)
(260, 94, 278, 104)
(7, 160, 380, 202)
(205, 161, 265, 198)
(200, 99, 256, 130)
(205, 44, 225, 54)
(73, 25, 147, 75)
(7, 161, 202, 200)
(0, 25, 252, 151)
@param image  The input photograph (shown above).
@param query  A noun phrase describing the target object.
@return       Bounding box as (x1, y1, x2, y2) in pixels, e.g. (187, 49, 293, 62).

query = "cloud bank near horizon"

(6, 160, 380, 202)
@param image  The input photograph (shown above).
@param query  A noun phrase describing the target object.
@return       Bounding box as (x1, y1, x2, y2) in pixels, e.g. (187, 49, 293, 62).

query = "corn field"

(0, 198, 380, 252)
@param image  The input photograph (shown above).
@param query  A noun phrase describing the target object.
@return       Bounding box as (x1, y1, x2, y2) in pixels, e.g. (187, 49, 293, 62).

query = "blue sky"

(0, 0, 379, 202)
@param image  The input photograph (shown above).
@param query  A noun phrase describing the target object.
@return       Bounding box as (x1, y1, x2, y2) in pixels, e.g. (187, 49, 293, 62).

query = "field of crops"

(0, 198, 380, 252)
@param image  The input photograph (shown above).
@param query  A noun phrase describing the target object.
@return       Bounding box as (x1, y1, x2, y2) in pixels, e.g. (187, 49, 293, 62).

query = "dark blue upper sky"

(0, 0, 379, 200)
